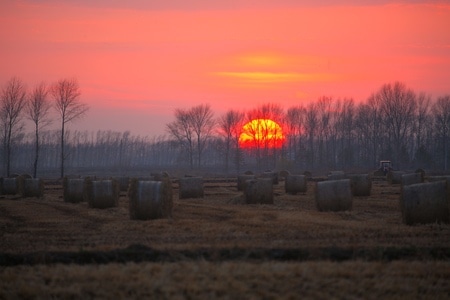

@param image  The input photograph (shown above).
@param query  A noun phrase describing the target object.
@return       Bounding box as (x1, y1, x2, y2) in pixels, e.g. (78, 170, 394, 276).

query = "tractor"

(374, 160, 393, 176)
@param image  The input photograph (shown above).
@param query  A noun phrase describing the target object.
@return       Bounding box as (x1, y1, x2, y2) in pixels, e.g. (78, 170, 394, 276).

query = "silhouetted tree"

(284, 105, 305, 165)
(335, 98, 355, 168)
(304, 102, 318, 169)
(1, 77, 27, 176)
(51, 78, 88, 178)
(372, 82, 417, 169)
(27, 82, 52, 177)
(413, 93, 432, 165)
(218, 109, 244, 174)
(167, 108, 195, 169)
(189, 104, 216, 168)
(432, 95, 450, 170)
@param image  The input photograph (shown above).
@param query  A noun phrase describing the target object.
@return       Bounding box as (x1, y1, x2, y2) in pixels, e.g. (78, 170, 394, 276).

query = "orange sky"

(1, 1, 450, 137)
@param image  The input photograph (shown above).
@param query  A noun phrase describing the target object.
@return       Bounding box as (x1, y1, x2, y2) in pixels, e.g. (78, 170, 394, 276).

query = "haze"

(1, 0, 449, 137)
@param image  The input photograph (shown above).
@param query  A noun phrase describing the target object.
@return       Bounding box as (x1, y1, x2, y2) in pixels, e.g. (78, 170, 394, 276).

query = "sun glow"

(239, 119, 285, 149)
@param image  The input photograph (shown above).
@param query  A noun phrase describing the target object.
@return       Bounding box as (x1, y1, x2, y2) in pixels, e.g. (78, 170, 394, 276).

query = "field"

(0, 177, 449, 299)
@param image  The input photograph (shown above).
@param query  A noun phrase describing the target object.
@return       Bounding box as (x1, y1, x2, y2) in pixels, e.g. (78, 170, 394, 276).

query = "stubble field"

(0, 177, 449, 299)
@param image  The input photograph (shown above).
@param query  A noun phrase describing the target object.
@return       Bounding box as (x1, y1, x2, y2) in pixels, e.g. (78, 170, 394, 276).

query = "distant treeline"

(3, 80, 450, 177)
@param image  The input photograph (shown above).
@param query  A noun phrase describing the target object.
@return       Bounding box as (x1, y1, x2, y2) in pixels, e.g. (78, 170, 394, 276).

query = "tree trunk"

(6, 121, 12, 177)
(60, 120, 65, 178)
(33, 123, 39, 178)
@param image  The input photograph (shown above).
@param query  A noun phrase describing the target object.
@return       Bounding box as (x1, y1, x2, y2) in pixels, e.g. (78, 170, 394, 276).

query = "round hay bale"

(244, 178, 273, 204)
(128, 178, 173, 220)
(401, 181, 449, 225)
(415, 168, 426, 181)
(401, 173, 423, 186)
(179, 177, 204, 199)
(63, 177, 86, 203)
(426, 175, 450, 183)
(85, 179, 119, 209)
(327, 171, 346, 181)
(278, 170, 290, 181)
(152, 172, 171, 181)
(244, 170, 254, 175)
(348, 174, 372, 197)
(315, 179, 353, 212)
(387, 171, 405, 184)
(303, 171, 312, 179)
(21, 174, 33, 179)
(262, 171, 279, 185)
(285, 174, 307, 195)
(237, 174, 255, 191)
(23, 178, 44, 198)
(1, 177, 24, 196)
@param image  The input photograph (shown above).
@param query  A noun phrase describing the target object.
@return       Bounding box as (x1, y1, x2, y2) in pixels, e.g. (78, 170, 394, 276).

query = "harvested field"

(0, 178, 449, 299)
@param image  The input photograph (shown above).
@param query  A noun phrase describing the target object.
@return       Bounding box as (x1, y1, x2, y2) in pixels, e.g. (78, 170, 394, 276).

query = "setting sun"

(239, 119, 285, 149)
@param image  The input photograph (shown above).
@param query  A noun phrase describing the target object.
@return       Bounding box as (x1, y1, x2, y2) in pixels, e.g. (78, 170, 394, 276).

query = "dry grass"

(0, 178, 449, 298)
(1, 261, 449, 299)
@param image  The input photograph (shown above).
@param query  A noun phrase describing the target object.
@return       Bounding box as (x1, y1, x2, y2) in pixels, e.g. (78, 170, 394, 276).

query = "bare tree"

(51, 78, 88, 178)
(0, 77, 27, 176)
(189, 104, 216, 168)
(284, 105, 305, 163)
(218, 109, 244, 174)
(334, 98, 355, 168)
(167, 104, 216, 169)
(373, 82, 417, 169)
(304, 102, 318, 169)
(167, 108, 195, 169)
(413, 93, 432, 165)
(27, 82, 52, 177)
(432, 95, 450, 170)
(316, 96, 333, 168)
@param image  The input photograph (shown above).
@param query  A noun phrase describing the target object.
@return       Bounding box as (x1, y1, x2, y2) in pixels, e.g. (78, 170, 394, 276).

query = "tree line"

(2, 78, 450, 177)
(167, 82, 450, 173)
(1, 77, 88, 178)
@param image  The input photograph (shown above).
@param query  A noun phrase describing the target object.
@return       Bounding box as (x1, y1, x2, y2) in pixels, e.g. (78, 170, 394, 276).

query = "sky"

(1, 0, 450, 137)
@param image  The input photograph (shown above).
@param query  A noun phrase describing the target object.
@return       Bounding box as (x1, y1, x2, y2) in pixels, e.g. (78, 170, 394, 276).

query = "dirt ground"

(0, 178, 449, 299)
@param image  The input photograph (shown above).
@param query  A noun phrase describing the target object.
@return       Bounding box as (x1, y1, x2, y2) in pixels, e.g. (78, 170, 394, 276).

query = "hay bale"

(387, 171, 405, 184)
(244, 170, 254, 175)
(244, 178, 273, 204)
(303, 171, 312, 179)
(179, 177, 204, 199)
(21, 174, 33, 179)
(262, 171, 279, 184)
(278, 170, 290, 181)
(85, 179, 119, 209)
(401, 181, 449, 225)
(1, 177, 24, 196)
(427, 175, 450, 183)
(128, 178, 173, 220)
(152, 172, 171, 181)
(315, 179, 353, 212)
(237, 174, 255, 191)
(23, 178, 44, 198)
(63, 177, 86, 203)
(327, 171, 345, 181)
(348, 174, 372, 196)
(415, 168, 426, 181)
(285, 174, 307, 195)
(401, 173, 423, 186)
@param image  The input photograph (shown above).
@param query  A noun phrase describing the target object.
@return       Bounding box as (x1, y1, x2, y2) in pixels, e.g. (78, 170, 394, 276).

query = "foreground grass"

(1, 261, 449, 299)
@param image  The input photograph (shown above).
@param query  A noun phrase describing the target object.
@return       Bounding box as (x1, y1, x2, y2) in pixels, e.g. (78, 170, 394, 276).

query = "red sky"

(1, 0, 450, 137)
